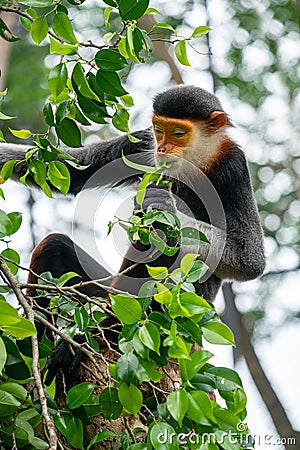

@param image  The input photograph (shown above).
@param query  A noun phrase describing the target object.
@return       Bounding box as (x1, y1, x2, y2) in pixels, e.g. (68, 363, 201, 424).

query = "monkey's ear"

(209, 111, 227, 129)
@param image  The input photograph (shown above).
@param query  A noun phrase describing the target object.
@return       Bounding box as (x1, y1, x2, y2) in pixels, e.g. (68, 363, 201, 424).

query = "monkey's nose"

(158, 146, 167, 153)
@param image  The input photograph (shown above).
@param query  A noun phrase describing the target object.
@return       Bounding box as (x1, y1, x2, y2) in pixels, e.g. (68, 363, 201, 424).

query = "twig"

(0, 258, 57, 450)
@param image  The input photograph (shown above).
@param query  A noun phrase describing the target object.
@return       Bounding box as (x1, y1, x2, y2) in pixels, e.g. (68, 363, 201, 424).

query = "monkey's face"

(152, 111, 229, 174)
(152, 115, 195, 169)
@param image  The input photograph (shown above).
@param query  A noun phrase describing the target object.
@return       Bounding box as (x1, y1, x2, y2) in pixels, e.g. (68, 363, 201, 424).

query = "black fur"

(153, 85, 224, 119)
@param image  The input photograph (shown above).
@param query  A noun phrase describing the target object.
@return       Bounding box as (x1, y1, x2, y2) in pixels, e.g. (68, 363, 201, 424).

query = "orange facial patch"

(152, 115, 196, 157)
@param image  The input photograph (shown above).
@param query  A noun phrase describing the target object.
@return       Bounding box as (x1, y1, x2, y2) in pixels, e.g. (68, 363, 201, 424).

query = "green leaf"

(119, 0, 149, 20)
(187, 391, 215, 425)
(0, 337, 7, 375)
(154, 283, 172, 305)
(95, 49, 128, 71)
(139, 322, 160, 354)
(2, 317, 36, 338)
(146, 265, 168, 280)
(136, 359, 162, 382)
(43, 103, 55, 126)
(0, 111, 15, 120)
(29, 159, 47, 187)
(52, 12, 78, 44)
(1, 160, 16, 180)
(0, 210, 13, 236)
(99, 387, 123, 420)
(151, 23, 177, 35)
(48, 63, 68, 99)
(116, 353, 139, 383)
(0, 391, 21, 417)
(186, 260, 208, 283)
(191, 25, 210, 38)
(180, 292, 213, 315)
(207, 367, 243, 391)
(122, 152, 158, 173)
(47, 161, 71, 194)
(72, 63, 99, 101)
(49, 36, 78, 55)
(0, 18, 20, 42)
(202, 322, 235, 346)
(66, 382, 95, 409)
(9, 129, 32, 139)
(0, 300, 20, 326)
(118, 382, 143, 417)
(74, 306, 89, 331)
(54, 414, 84, 449)
(166, 389, 188, 427)
(180, 253, 198, 275)
(110, 294, 142, 324)
(150, 422, 179, 450)
(181, 227, 209, 245)
(184, 349, 213, 380)
(96, 70, 127, 97)
(31, 16, 48, 44)
(55, 118, 82, 148)
(19, 0, 53, 6)
(87, 431, 116, 450)
(112, 108, 129, 132)
(174, 40, 190, 66)
(1, 248, 20, 275)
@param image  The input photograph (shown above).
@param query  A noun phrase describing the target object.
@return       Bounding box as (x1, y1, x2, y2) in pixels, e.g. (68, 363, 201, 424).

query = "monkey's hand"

(137, 185, 177, 214)
(44, 335, 85, 386)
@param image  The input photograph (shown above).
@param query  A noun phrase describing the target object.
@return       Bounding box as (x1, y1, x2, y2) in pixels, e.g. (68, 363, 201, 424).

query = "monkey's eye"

(173, 128, 187, 137)
(154, 125, 163, 134)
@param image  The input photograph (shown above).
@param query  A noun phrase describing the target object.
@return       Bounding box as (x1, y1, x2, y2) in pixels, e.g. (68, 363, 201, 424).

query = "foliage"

(0, 1, 253, 449)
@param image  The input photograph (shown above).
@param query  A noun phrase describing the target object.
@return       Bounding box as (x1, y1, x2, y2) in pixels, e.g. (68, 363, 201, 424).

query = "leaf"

(74, 307, 89, 331)
(49, 36, 78, 55)
(31, 16, 48, 44)
(122, 152, 158, 173)
(66, 382, 95, 409)
(72, 63, 99, 101)
(184, 349, 214, 380)
(174, 40, 190, 66)
(180, 253, 198, 275)
(151, 23, 177, 35)
(1, 160, 16, 180)
(29, 159, 47, 187)
(0, 18, 20, 42)
(0, 111, 15, 120)
(1, 248, 20, 276)
(96, 70, 127, 97)
(136, 359, 162, 382)
(0, 391, 21, 416)
(181, 227, 209, 245)
(9, 129, 32, 139)
(2, 317, 36, 338)
(206, 367, 243, 391)
(87, 431, 116, 450)
(180, 292, 213, 316)
(116, 353, 139, 383)
(150, 423, 179, 449)
(192, 25, 210, 38)
(202, 322, 235, 346)
(119, 0, 150, 20)
(19, 0, 53, 6)
(139, 322, 160, 354)
(118, 382, 143, 417)
(146, 265, 168, 280)
(0, 300, 20, 326)
(55, 118, 82, 148)
(187, 391, 215, 425)
(99, 387, 123, 420)
(0, 337, 7, 375)
(43, 103, 55, 126)
(95, 49, 128, 71)
(47, 161, 71, 194)
(112, 108, 129, 132)
(48, 63, 68, 100)
(52, 12, 78, 44)
(110, 294, 142, 324)
(166, 389, 188, 427)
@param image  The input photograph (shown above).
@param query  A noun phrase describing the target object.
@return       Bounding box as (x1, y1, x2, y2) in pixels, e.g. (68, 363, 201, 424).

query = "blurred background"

(0, 1, 299, 448)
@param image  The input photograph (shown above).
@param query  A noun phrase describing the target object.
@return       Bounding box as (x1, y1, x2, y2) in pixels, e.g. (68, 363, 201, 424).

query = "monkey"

(0, 85, 265, 381)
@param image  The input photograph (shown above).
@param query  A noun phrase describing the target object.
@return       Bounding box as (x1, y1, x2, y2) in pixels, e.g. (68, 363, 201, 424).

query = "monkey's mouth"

(155, 154, 181, 169)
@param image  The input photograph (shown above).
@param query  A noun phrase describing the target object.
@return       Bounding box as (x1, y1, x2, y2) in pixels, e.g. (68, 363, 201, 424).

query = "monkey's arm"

(0, 128, 154, 195)
(178, 151, 265, 282)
